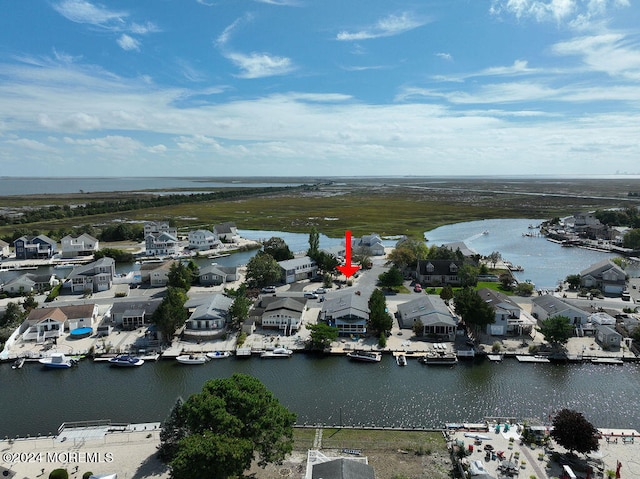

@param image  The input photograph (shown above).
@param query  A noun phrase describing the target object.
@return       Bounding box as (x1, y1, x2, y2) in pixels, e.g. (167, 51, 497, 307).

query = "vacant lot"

(247, 428, 451, 479)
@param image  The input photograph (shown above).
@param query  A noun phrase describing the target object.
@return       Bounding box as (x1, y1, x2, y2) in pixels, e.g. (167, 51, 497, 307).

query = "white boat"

(12, 357, 25, 369)
(422, 351, 458, 365)
(260, 347, 293, 358)
(108, 354, 144, 367)
(346, 351, 382, 362)
(176, 354, 209, 365)
(39, 353, 77, 369)
(206, 351, 231, 359)
(396, 354, 407, 366)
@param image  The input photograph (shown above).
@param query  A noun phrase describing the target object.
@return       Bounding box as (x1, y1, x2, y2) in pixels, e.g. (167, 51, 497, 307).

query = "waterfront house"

(530, 295, 590, 327)
(396, 295, 457, 341)
(416, 260, 463, 286)
(320, 294, 369, 336)
(278, 256, 318, 284)
(0, 239, 9, 258)
(477, 288, 534, 336)
(20, 303, 98, 342)
(352, 233, 385, 256)
(213, 222, 238, 242)
(322, 245, 346, 261)
(442, 241, 475, 258)
(596, 325, 622, 349)
(188, 229, 221, 251)
(148, 260, 178, 287)
(60, 233, 99, 258)
(198, 264, 238, 286)
(183, 294, 233, 340)
(260, 297, 306, 334)
(1, 273, 57, 295)
(65, 257, 116, 293)
(13, 235, 57, 259)
(145, 231, 179, 257)
(311, 457, 375, 479)
(108, 298, 162, 329)
(580, 259, 627, 296)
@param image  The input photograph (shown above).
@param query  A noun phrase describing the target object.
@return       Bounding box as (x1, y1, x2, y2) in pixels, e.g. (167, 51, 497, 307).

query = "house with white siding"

(65, 257, 116, 293)
(184, 294, 234, 340)
(321, 294, 369, 336)
(188, 229, 220, 251)
(278, 256, 318, 284)
(60, 233, 99, 258)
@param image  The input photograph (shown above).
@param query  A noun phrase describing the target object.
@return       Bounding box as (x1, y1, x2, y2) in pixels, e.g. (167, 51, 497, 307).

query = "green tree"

(514, 282, 534, 296)
(0, 301, 25, 328)
(388, 239, 428, 270)
(306, 322, 339, 349)
(94, 248, 134, 263)
(308, 226, 320, 258)
(499, 273, 512, 290)
(439, 285, 454, 303)
(315, 251, 340, 275)
(565, 274, 582, 290)
(378, 265, 404, 289)
(487, 251, 501, 269)
(263, 237, 294, 262)
(538, 315, 573, 347)
(368, 288, 393, 335)
(458, 264, 479, 287)
(22, 293, 38, 313)
(623, 228, 640, 249)
(412, 318, 424, 337)
(167, 261, 194, 291)
(550, 409, 599, 455)
(163, 374, 296, 479)
(152, 287, 188, 342)
(158, 397, 187, 462)
(246, 252, 282, 288)
(454, 287, 495, 334)
(229, 285, 252, 327)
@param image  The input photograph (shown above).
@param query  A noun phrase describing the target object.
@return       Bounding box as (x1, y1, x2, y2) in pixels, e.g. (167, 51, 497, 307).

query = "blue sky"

(1, 0, 639, 177)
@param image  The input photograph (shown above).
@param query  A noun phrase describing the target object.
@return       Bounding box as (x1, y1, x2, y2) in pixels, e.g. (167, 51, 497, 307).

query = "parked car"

(414, 283, 423, 293)
(314, 287, 327, 294)
(304, 292, 318, 299)
(262, 286, 276, 294)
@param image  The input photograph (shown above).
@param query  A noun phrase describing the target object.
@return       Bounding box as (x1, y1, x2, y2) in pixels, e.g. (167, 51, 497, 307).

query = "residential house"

(148, 260, 178, 287)
(184, 294, 233, 340)
(20, 303, 98, 342)
(530, 295, 590, 326)
(60, 233, 99, 258)
(572, 212, 607, 240)
(580, 259, 627, 295)
(416, 260, 463, 286)
(188, 229, 220, 250)
(596, 325, 622, 349)
(279, 256, 318, 284)
(322, 245, 346, 261)
(108, 299, 162, 329)
(321, 294, 369, 336)
(13, 235, 57, 259)
(0, 239, 9, 258)
(311, 457, 375, 479)
(352, 234, 385, 256)
(260, 297, 306, 334)
(477, 288, 534, 336)
(144, 221, 177, 237)
(198, 264, 237, 286)
(213, 222, 238, 242)
(145, 231, 179, 257)
(65, 257, 116, 293)
(396, 295, 456, 341)
(1, 273, 57, 295)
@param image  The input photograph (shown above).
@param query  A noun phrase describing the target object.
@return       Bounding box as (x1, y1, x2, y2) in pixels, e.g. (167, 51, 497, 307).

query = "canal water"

(2, 219, 639, 437)
(2, 356, 640, 438)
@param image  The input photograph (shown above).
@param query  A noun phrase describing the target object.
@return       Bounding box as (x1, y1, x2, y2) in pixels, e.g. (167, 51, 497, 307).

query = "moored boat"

(12, 357, 26, 369)
(108, 354, 144, 367)
(396, 354, 407, 366)
(206, 351, 231, 359)
(176, 354, 209, 365)
(260, 347, 293, 358)
(39, 353, 77, 369)
(346, 351, 382, 362)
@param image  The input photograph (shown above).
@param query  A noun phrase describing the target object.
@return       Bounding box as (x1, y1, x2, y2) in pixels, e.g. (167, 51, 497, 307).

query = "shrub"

(49, 469, 69, 479)
(492, 341, 502, 353)
(378, 334, 387, 348)
(82, 473, 93, 479)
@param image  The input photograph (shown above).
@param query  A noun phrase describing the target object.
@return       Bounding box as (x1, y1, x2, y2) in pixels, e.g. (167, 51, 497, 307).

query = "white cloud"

(490, 0, 629, 24)
(436, 52, 453, 61)
(254, 0, 300, 5)
(117, 34, 141, 51)
(5, 138, 56, 152)
(226, 52, 295, 79)
(52, 0, 127, 27)
(336, 12, 429, 41)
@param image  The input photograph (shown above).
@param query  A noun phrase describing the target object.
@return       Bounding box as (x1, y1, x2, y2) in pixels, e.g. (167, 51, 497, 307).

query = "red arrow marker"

(337, 230, 360, 278)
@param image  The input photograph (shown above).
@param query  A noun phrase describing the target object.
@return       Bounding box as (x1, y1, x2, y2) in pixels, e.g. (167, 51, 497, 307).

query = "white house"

(65, 257, 116, 293)
(261, 297, 306, 334)
(1, 273, 57, 295)
(20, 304, 99, 342)
(144, 221, 177, 237)
(477, 288, 534, 336)
(531, 295, 590, 326)
(0, 239, 10, 258)
(60, 233, 99, 258)
(188, 229, 220, 250)
(352, 234, 385, 256)
(183, 294, 234, 340)
(395, 295, 457, 341)
(278, 256, 318, 284)
(145, 231, 179, 257)
(321, 294, 369, 336)
(148, 260, 178, 287)
(213, 222, 238, 242)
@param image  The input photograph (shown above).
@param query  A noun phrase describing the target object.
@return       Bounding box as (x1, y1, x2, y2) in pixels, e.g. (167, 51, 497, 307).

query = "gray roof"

(189, 294, 234, 320)
(580, 259, 625, 278)
(110, 299, 162, 316)
(278, 256, 316, 269)
(477, 288, 521, 313)
(264, 297, 305, 314)
(312, 459, 375, 479)
(396, 295, 449, 321)
(199, 264, 236, 276)
(68, 257, 115, 278)
(322, 294, 369, 319)
(442, 241, 476, 257)
(531, 295, 587, 316)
